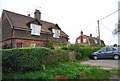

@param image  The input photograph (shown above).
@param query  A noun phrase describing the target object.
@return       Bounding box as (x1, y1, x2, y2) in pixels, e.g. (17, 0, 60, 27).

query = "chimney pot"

(81, 31, 83, 35)
(34, 9, 41, 20)
(90, 34, 92, 37)
(27, 14, 30, 17)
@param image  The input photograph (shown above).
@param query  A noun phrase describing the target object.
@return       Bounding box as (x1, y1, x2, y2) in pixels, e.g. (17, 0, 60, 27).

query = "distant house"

(75, 31, 105, 47)
(0, 9, 69, 48)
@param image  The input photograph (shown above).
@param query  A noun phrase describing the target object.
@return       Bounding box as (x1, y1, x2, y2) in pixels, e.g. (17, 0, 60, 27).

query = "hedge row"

(61, 44, 102, 60)
(2, 44, 102, 73)
(2, 47, 69, 73)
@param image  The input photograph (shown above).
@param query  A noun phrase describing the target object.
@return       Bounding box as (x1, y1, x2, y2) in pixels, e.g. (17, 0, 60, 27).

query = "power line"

(84, 9, 119, 30)
(99, 21, 113, 32)
(99, 9, 120, 20)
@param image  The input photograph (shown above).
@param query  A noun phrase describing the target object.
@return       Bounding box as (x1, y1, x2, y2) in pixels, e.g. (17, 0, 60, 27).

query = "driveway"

(80, 60, 119, 70)
(80, 60, 120, 79)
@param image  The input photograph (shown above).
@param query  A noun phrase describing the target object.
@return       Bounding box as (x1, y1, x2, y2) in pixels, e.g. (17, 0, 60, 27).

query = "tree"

(113, 22, 120, 35)
(113, 44, 117, 47)
(2, 43, 13, 49)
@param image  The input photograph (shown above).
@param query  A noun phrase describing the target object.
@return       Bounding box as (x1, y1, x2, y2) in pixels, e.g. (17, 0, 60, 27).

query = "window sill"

(31, 34, 40, 36)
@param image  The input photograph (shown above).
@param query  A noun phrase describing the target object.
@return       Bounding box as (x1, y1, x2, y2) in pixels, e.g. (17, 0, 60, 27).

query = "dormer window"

(31, 24, 41, 35)
(77, 39, 81, 43)
(83, 38, 87, 43)
(94, 39, 97, 43)
(52, 29, 60, 38)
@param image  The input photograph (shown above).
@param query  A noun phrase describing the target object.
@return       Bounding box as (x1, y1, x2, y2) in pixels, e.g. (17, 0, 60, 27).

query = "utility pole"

(97, 20, 101, 47)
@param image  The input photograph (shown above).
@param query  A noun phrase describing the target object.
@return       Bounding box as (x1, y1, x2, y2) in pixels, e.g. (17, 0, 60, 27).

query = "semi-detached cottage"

(0, 9, 69, 48)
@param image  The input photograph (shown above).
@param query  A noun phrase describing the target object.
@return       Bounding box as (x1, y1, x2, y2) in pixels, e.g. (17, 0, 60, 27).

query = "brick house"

(0, 9, 69, 48)
(76, 31, 105, 47)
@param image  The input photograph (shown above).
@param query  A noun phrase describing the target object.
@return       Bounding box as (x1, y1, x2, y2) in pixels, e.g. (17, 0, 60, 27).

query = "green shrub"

(45, 49, 69, 65)
(2, 47, 70, 73)
(2, 47, 51, 73)
(2, 43, 13, 49)
(68, 44, 102, 60)
(46, 42, 54, 49)
(61, 46, 68, 50)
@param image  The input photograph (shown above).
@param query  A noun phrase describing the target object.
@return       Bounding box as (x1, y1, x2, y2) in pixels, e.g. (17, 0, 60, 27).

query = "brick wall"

(76, 36, 89, 46)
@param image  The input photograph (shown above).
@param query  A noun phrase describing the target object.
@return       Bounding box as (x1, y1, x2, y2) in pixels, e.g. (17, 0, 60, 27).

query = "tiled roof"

(77, 35, 105, 46)
(3, 10, 68, 36)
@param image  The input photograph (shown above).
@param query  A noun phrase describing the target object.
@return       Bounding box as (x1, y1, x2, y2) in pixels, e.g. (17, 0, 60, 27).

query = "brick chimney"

(90, 34, 92, 37)
(81, 31, 83, 35)
(27, 14, 30, 17)
(97, 36, 100, 39)
(34, 9, 41, 20)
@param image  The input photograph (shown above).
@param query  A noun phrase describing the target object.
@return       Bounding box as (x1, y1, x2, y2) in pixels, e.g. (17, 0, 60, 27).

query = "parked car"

(91, 47, 120, 60)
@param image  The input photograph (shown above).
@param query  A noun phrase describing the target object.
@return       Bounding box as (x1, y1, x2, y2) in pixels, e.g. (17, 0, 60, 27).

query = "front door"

(16, 43, 23, 48)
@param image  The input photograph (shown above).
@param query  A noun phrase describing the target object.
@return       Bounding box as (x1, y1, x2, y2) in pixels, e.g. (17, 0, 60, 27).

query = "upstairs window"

(52, 29, 60, 38)
(83, 38, 87, 43)
(77, 39, 81, 43)
(31, 24, 41, 36)
(94, 39, 97, 43)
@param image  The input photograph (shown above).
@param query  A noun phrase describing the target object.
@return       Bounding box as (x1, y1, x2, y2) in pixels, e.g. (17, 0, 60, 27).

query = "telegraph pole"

(97, 20, 101, 47)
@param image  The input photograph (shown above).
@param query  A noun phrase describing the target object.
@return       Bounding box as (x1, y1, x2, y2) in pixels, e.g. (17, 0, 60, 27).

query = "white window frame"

(83, 38, 87, 43)
(52, 29, 60, 38)
(30, 44, 36, 47)
(31, 24, 41, 36)
(77, 39, 81, 43)
(94, 39, 97, 43)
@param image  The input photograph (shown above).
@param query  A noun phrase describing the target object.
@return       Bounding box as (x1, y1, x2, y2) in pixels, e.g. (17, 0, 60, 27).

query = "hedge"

(61, 44, 102, 60)
(2, 47, 69, 73)
(2, 44, 102, 73)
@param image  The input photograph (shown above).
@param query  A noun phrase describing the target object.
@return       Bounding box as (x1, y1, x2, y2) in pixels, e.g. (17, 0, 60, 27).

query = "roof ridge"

(3, 9, 33, 19)
(41, 20, 55, 25)
(83, 35, 98, 39)
(3, 9, 55, 25)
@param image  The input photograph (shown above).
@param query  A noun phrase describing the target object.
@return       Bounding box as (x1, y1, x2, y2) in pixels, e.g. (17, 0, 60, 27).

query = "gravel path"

(80, 60, 119, 70)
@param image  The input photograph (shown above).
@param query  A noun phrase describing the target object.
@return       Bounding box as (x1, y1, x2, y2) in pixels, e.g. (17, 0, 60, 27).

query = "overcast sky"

(0, 0, 119, 45)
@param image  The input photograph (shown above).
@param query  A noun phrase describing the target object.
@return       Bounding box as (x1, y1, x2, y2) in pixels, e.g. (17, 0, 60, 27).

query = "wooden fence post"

(70, 51, 76, 61)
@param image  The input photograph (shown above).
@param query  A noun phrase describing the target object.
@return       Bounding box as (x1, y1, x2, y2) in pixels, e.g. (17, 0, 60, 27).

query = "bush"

(46, 42, 54, 49)
(2, 47, 70, 73)
(2, 43, 13, 49)
(2, 47, 51, 73)
(45, 49, 69, 65)
(61, 46, 68, 50)
(68, 44, 102, 60)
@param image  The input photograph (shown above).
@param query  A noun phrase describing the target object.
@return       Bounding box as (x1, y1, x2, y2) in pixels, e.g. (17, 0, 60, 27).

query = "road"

(80, 59, 120, 79)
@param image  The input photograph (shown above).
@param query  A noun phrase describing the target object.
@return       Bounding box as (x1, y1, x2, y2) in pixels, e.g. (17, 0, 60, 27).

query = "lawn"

(3, 61, 111, 80)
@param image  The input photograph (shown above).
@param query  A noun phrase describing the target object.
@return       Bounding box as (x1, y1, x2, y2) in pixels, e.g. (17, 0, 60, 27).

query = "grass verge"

(3, 62, 111, 79)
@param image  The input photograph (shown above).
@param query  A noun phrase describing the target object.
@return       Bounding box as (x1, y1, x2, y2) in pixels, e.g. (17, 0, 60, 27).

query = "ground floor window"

(77, 39, 81, 43)
(30, 44, 40, 47)
(30, 44, 36, 47)
(16, 43, 23, 48)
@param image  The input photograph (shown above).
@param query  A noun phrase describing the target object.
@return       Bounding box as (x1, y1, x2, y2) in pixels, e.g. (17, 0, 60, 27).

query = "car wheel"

(93, 56, 97, 60)
(114, 55, 119, 60)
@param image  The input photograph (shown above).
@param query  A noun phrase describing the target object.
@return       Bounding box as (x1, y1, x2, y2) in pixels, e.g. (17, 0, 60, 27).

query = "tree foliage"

(113, 22, 120, 35)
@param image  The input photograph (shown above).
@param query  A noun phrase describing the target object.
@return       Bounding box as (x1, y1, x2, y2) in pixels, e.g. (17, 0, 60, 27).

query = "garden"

(2, 44, 113, 80)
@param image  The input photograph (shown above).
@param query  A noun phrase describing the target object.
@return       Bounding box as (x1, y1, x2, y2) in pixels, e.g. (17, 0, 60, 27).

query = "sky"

(0, 0, 120, 45)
